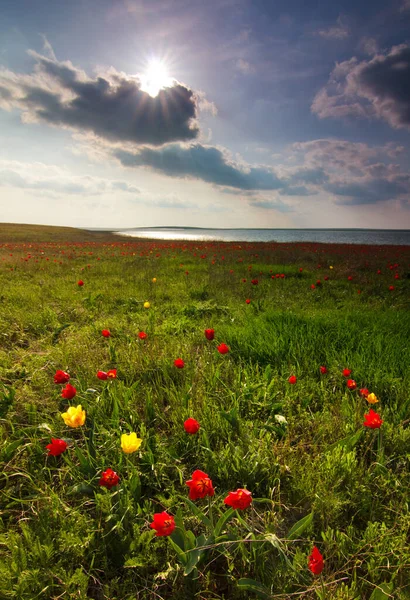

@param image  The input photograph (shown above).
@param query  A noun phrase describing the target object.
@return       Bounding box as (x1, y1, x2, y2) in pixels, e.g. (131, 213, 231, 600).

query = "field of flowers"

(0, 224, 409, 600)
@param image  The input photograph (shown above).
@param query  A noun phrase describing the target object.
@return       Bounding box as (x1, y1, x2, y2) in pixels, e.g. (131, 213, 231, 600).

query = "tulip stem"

(320, 574, 326, 599)
(207, 496, 214, 533)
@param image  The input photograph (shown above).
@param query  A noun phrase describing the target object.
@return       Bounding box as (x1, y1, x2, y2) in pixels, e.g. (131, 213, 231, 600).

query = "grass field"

(0, 223, 409, 600)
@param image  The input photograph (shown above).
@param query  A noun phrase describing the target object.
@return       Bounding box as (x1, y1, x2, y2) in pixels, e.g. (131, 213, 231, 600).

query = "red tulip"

(174, 358, 185, 369)
(377, 269, 381, 274)
(102, 329, 111, 338)
(299, 268, 303, 272)
(288, 375, 297, 384)
(224, 488, 252, 510)
(99, 468, 120, 489)
(61, 383, 77, 400)
(363, 408, 383, 429)
(77, 280, 84, 287)
(107, 369, 117, 379)
(389, 285, 395, 291)
(394, 273, 400, 280)
(342, 368, 352, 377)
(138, 331, 147, 340)
(204, 329, 215, 341)
(359, 388, 369, 398)
(186, 470, 215, 500)
(46, 438, 68, 456)
(347, 379, 356, 390)
(320, 366, 327, 374)
(150, 512, 176, 537)
(308, 546, 324, 575)
(316, 280, 321, 286)
(97, 370, 108, 380)
(311, 284, 316, 289)
(54, 370, 70, 384)
(324, 275, 329, 281)
(348, 276, 353, 281)
(217, 343, 230, 354)
(245, 299, 251, 304)
(251, 279, 258, 285)
(184, 417, 200, 434)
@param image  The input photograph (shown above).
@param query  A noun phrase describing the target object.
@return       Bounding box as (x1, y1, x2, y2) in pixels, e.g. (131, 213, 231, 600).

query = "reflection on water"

(115, 228, 410, 246)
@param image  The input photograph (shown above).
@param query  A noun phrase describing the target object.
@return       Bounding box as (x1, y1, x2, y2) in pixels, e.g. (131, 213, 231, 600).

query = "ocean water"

(116, 228, 410, 246)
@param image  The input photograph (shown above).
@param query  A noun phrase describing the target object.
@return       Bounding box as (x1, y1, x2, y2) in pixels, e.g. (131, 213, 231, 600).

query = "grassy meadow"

(0, 223, 409, 600)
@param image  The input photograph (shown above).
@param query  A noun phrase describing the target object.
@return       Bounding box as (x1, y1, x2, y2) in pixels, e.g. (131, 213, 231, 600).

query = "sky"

(1, 0, 410, 229)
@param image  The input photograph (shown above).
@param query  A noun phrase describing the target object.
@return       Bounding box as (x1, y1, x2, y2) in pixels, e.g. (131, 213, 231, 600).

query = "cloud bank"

(0, 52, 199, 145)
(312, 44, 410, 130)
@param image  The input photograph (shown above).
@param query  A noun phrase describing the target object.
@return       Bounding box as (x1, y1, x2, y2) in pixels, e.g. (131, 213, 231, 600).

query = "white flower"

(274, 414, 287, 425)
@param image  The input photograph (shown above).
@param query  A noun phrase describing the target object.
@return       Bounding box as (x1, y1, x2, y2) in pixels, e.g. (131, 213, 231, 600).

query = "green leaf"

(1, 438, 25, 461)
(214, 507, 235, 537)
(287, 512, 314, 540)
(237, 578, 272, 598)
(168, 537, 187, 566)
(70, 483, 94, 496)
(328, 429, 363, 452)
(170, 527, 186, 552)
(180, 496, 211, 528)
(369, 583, 394, 600)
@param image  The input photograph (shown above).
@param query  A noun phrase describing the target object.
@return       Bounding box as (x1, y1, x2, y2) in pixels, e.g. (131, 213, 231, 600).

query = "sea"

(115, 228, 410, 246)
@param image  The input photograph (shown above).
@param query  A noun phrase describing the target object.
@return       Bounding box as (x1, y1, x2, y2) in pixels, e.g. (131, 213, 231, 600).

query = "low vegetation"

(0, 224, 409, 599)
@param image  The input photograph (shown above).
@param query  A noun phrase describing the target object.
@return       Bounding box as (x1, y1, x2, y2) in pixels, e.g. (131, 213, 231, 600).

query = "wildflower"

(99, 468, 120, 489)
(184, 417, 200, 434)
(245, 299, 251, 304)
(347, 379, 357, 390)
(363, 408, 383, 429)
(107, 369, 117, 379)
(324, 276, 329, 281)
(394, 273, 400, 280)
(251, 279, 258, 285)
(359, 388, 369, 398)
(152, 277, 157, 283)
(348, 276, 353, 281)
(217, 343, 230, 354)
(101, 329, 111, 338)
(61, 405, 86, 428)
(316, 280, 321, 286)
(61, 383, 77, 400)
(366, 392, 379, 404)
(320, 366, 327, 374)
(299, 268, 303, 272)
(342, 368, 351, 377)
(311, 284, 316, 289)
(389, 285, 395, 291)
(150, 512, 176, 537)
(288, 375, 297, 384)
(46, 438, 68, 456)
(186, 470, 215, 500)
(224, 489, 252, 510)
(77, 280, 84, 286)
(54, 370, 70, 384)
(144, 301, 151, 308)
(138, 331, 147, 340)
(204, 328, 215, 341)
(174, 358, 185, 369)
(121, 432, 142, 454)
(97, 370, 108, 380)
(329, 266, 333, 270)
(308, 546, 324, 575)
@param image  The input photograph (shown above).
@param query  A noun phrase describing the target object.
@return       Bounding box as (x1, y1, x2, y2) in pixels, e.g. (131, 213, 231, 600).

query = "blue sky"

(1, 0, 410, 229)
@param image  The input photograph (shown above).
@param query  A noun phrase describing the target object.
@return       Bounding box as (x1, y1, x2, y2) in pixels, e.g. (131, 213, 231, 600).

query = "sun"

(140, 59, 173, 97)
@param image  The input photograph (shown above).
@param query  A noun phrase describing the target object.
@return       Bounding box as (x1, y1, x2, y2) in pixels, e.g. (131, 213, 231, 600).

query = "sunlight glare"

(140, 59, 173, 97)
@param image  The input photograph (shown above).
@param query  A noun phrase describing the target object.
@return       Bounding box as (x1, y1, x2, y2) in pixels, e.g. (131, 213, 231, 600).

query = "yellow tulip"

(366, 392, 379, 404)
(144, 301, 150, 309)
(329, 266, 333, 269)
(152, 278, 157, 283)
(61, 405, 86, 428)
(121, 432, 142, 454)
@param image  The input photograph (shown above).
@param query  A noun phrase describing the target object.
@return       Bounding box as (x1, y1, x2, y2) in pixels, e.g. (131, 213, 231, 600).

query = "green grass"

(0, 224, 409, 599)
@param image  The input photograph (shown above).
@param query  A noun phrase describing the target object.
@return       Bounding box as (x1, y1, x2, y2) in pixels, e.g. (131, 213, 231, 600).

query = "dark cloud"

(312, 44, 410, 130)
(0, 53, 199, 145)
(324, 177, 410, 205)
(114, 143, 285, 190)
